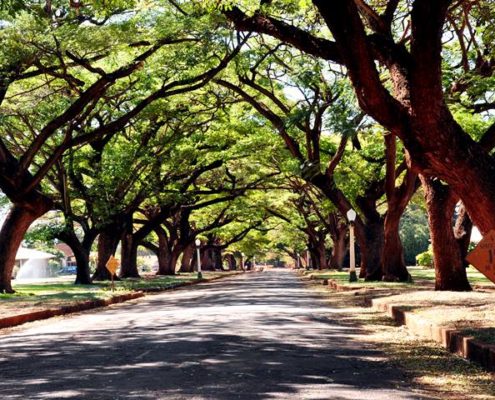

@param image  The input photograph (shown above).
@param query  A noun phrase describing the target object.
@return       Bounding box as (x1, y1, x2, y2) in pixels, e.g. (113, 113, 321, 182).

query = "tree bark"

(454, 203, 473, 270)
(56, 229, 95, 285)
(93, 226, 122, 281)
(73, 247, 91, 285)
(420, 175, 472, 291)
(310, 173, 383, 280)
(330, 229, 347, 270)
(224, 253, 237, 270)
(120, 233, 140, 278)
(0, 199, 52, 293)
(179, 244, 195, 273)
(358, 220, 384, 280)
(200, 248, 216, 271)
(382, 209, 410, 281)
(155, 228, 178, 275)
(314, 239, 327, 270)
(382, 135, 416, 282)
(212, 247, 223, 269)
(157, 249, 179, 275)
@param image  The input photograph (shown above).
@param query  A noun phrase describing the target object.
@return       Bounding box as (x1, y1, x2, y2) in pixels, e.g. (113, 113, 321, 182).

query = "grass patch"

(0, 271, 236, 319)
(302, 266, 494, 289)
(367, 288, 495, 350)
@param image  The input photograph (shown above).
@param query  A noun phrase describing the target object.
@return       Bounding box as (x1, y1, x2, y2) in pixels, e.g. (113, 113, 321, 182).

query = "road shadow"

(0, 270, 429, 399)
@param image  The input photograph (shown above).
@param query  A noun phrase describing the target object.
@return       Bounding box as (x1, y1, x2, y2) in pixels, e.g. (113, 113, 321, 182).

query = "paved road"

(0, 269, 428, 399)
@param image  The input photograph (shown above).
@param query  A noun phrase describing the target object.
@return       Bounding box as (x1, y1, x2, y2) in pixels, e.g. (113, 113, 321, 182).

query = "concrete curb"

(372, 300, 495, 372)
(139, 271, 247, 293)
(305, 275, 364, 292)
(0, 292, 144, 330)
(0, 271, 250, 330)
(325, 279, 365, 292)
(301, 272, 495, 372)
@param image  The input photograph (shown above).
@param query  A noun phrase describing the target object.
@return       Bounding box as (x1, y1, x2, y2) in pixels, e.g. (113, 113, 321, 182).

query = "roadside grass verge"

(302, 266, 495, 345)
(0, 271, 237, 319)
(372, 290, 495, 344)
(301, 266, 493, 289)
(305, 281, 495, 400)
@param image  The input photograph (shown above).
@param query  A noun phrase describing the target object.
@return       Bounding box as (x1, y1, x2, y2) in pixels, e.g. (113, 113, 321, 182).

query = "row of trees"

(0, 0, 492, 292)
(215, 0, 494, 290)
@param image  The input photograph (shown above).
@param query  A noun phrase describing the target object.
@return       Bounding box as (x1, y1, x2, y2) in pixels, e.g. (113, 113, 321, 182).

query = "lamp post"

(346, 209, 358, 282)
(195, 238, 202, 279)
(306, 249, 311, 270)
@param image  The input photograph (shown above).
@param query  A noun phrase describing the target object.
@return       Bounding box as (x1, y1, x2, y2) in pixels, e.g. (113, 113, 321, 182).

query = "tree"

(217, 0, 495, 282)
(0, 4, 245, 291)
(216, 44, 416, 280)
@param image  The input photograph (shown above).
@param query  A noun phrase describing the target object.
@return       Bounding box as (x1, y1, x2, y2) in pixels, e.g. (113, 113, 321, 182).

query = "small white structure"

(15, 247, 55, 280)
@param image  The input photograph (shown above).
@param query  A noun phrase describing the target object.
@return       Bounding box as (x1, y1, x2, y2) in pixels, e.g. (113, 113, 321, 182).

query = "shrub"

(416, 246, 434, 268)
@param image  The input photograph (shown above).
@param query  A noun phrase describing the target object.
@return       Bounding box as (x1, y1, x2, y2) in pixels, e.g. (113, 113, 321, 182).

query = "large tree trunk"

(73, 247, 91, 285)
(120, 234, 140, 278)
(212, 247, 223, 269)
(119, 214, 140, 278)
(330, 229, 347, 270)
(157, 249, 179, 275)
(155, 228, 178, 275)
(454, 203, 473, 270)
(179, 244, 195, 273)
(382, 209, 410, 282)
(200, 248, 216, 271)
(0, 199, 51, 293)
(309, 239, 327, 270)
(317, 239, 327, 270)
(93, 226, 122, 281)
(421, 176, 471, 291)
(224, 253, 237, 270)
(57, 230, 94, 285)
(356, 220, 384, 281)
(382, 135, 416, 282)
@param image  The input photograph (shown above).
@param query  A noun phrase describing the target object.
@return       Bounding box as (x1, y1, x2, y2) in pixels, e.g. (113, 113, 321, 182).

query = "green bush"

(416, 246, 434, 268)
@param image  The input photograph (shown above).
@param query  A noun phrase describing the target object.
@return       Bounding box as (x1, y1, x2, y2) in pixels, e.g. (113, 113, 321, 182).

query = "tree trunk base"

(75, 276, 92, 285)
(435, 275, 472, 291)
(120, 272, 141, 279)
(382, 272, 411, 283)
(92, 272, 121, 281)
(0, 285, 15, 294)
(156, 271, 175, 276)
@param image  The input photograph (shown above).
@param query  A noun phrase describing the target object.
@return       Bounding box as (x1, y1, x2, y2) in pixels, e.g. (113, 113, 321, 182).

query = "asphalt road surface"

(0, 269, 429, 400)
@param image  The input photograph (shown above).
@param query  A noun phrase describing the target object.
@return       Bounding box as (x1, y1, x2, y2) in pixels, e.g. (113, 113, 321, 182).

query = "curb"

(0, 292, 144, 330)
(1, 271, 250, 330)
(139, 271, 246, 293)
(325, 279, 365, 292)
(306, 275, 364, 292)
(372, 300, 495, 372)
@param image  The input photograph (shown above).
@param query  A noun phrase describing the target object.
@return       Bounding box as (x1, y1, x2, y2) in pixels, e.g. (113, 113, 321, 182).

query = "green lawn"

(0, 271, 237, 317)
(302, 266, 493, 288)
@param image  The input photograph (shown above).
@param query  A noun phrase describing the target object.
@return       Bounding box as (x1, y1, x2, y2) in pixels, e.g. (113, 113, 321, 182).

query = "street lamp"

(195, 238, 202, 279)
(346, 209, 358, 282)
(306, 249, 311, 270)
